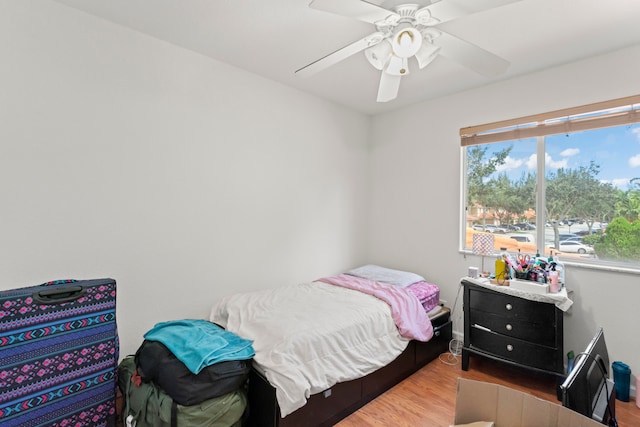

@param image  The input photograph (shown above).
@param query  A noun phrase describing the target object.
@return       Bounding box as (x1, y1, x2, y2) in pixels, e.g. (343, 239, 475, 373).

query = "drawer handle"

(506, 324, 513, 331)
(506, 344, 514, 352)
(505, 303, 513, 311)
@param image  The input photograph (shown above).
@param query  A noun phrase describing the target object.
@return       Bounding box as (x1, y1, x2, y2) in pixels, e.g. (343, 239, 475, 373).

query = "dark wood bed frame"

(246, 308, 452, 427)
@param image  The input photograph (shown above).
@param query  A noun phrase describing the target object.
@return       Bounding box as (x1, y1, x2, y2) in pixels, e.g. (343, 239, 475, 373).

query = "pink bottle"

(548, 271, 559, 293)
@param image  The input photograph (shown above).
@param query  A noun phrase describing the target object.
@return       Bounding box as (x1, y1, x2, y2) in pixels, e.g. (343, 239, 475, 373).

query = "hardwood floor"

(336, 353, 640, 427)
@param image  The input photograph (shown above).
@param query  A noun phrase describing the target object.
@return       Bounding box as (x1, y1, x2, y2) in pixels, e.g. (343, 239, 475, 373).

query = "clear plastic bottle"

(548, 250, 565, 287)
(501, 249, 517, 280)
(555, 259, 565, 287)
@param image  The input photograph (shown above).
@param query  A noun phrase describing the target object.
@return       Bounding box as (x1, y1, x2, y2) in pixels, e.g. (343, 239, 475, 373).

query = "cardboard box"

(453, 379, 603, 427)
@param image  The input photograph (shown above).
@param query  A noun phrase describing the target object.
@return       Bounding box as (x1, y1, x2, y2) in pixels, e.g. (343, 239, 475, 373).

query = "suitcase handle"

(33, 286, 87, 304)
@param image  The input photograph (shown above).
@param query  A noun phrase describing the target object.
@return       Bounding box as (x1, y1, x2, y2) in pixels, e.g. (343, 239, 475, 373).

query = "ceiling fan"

(296, 0, 520, 102)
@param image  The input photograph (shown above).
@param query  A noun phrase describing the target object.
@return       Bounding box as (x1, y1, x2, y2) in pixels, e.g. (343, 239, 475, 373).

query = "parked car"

(515, 222, 536, 230)
(510, 234, 535, 243)
(484, 224, 508, 233)
(561, 218, 584, 225)
(562, 236, 583, 243)
(472, 224, 508, 233)
(576, 229, 600, 236)
(555, 240, 594, 254)
(558, 233, 579, 241)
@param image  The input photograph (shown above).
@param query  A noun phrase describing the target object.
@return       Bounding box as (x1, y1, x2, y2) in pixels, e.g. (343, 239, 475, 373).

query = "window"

(461, 95, 640, 272)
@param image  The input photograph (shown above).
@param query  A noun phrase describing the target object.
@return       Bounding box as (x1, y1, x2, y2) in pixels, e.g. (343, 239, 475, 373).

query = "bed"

(209, 265, 452, 427)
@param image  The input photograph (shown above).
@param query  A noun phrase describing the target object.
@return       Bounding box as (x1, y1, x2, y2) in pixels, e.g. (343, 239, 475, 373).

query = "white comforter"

(209, 281, 409, 417)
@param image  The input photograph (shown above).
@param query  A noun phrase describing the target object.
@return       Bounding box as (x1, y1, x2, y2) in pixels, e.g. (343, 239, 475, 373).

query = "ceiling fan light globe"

(391, 27, 422, 58)
(364, 39, 392, 70)
(421, 27, 442, 43)
(415, 42, 441, 69)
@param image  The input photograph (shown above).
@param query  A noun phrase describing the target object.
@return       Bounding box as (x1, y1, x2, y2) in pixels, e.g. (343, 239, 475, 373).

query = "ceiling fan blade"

(309, 0, 398, 25)
(434, 31, 509, 76)
(425, 0, 523, 25)
(295, 32, 384, 77)
(376, 72, 401, 103)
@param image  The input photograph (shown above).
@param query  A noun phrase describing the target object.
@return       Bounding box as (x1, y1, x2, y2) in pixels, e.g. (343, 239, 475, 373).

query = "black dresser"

(461, 278, 564, 377)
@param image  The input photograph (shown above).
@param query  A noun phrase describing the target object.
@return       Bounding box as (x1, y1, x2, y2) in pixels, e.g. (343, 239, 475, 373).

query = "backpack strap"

(119, 357, 141, 427)
(171, 400, 178, 427)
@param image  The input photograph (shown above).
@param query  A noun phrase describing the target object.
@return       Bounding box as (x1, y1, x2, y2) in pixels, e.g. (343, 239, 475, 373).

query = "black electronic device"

(560, 327, 617, 426)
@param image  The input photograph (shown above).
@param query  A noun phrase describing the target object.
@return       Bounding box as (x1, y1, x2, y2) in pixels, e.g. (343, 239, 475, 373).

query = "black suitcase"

(0, 278, 118, 427)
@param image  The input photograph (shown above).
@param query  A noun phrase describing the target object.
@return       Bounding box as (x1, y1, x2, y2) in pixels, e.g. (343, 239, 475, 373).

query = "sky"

(490, 123, 640, 191)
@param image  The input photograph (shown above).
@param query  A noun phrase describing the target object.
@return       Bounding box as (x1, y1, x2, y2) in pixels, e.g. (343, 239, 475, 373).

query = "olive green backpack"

(118, 356, 246, 427)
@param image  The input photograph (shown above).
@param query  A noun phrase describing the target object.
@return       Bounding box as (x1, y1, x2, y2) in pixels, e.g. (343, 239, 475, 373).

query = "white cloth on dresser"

(461, 276, 573, 311)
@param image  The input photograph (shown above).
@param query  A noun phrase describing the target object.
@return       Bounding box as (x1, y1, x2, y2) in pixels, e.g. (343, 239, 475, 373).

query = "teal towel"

(144, 319, 255, 374)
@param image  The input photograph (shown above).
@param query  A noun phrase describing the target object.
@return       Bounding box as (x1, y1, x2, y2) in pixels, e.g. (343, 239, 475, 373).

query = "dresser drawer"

(468, 288, 556, 325)
(468, 309, 556, 347)
(469, 326, 561, 372)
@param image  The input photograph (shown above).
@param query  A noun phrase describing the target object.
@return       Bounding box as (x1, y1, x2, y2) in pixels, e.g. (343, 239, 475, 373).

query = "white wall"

(369, 45, 640, 378)
(0, 1, 372, 357)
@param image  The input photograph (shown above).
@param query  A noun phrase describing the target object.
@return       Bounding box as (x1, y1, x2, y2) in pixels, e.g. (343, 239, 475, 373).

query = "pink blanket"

(318, 274, 434, 342)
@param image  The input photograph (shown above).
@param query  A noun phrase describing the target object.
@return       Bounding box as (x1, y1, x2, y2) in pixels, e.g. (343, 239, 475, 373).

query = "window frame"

(460, 95, 640, 275)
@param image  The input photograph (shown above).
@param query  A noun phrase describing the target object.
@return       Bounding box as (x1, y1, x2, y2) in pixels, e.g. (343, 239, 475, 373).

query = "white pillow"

(345, 264, 425, 288)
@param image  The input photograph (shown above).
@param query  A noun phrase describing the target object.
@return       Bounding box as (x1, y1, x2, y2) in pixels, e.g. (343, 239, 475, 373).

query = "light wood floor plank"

(336, 353, 640, 427)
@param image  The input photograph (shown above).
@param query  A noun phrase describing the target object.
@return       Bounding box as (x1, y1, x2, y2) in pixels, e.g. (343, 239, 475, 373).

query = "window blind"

(460, 94, 640, 146)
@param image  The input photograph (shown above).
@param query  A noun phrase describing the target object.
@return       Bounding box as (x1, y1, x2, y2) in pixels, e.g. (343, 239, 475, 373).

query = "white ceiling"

(52, 0, 640, 115)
